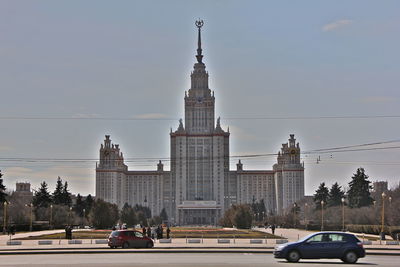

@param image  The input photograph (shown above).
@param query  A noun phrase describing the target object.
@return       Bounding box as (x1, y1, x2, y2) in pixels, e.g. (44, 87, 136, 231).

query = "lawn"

(16, 227, 279, 240)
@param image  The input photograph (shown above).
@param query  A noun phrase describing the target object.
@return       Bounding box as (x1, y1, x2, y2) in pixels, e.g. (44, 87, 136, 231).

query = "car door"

(324, 234, 346, 258)
(126, 231, 136, 247)
(299, 233, 329, 259)
(134, 231, 146, 247)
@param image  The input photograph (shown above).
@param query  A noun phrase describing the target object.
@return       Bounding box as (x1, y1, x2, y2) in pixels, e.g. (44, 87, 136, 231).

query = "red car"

(108, 230, 154, 248)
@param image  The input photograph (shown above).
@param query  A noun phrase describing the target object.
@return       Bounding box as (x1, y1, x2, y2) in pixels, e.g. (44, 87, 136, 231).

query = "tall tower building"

(170, 20, 230, 225)
(95, 21, 305, 224)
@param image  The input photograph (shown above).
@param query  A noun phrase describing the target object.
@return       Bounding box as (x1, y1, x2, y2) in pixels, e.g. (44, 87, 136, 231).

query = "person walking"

(142, 226, 146, 236)
(160, 225, 164, 239)
(271, 224, 276, 235)
(147, 226, 151, 238)
(155, 226, 160, 239)
(166, 227, 171, 239)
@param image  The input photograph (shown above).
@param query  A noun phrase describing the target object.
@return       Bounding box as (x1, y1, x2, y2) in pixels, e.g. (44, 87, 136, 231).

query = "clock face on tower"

(197, 97, 203, 103)
(291, 149, 296, 155)
(104, 151, 109, 156)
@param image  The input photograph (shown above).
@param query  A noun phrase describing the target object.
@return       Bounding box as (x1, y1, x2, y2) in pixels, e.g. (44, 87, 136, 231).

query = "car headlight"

(275, 244, 287, 251)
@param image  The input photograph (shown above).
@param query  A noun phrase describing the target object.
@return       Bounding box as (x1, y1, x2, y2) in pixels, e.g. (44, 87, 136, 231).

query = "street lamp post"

(3, 201, 7, 234)
(293, 203, 297, 228)
(69, 207, 72, 226)
(304, 203, 308, 230)
(380, 192, 386, 240)
(25, 203, 33, 232)
(341, 197, 345, 232)
(82, 208, 86, 227)
(50, 205, 53, 230)
(321, 200, 325, 231)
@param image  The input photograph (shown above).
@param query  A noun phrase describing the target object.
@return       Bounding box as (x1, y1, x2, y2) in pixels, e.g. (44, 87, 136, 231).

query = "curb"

(0, 248, 399, 256)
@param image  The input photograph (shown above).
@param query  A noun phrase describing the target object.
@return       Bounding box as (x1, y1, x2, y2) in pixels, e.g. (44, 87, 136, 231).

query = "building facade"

(96, 21, 304, 225)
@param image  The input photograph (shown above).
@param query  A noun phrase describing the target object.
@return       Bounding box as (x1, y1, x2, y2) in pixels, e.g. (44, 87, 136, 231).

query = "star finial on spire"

(195, 19, 204, 63)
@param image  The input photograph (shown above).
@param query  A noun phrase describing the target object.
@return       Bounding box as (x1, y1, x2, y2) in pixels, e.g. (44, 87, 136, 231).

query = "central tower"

(185, 20, 215, 134)
(170, 20, 230, 225)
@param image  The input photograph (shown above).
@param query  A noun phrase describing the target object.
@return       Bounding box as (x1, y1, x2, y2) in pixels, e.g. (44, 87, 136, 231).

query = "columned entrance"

(176, 201, 221, 225)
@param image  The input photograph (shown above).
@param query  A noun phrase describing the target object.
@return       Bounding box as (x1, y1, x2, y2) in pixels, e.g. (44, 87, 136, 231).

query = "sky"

(1, 0, 400, 196)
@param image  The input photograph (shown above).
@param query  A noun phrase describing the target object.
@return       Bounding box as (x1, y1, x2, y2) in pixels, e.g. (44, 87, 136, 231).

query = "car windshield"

(110, 231, 120, 237)
(298, 233, 318, 242)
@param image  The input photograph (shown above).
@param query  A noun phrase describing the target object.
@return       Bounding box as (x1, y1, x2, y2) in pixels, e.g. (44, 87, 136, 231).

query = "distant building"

(373, 181, 388, 194)
(12, 182, 33, 204)
(95, 21, 305, 225)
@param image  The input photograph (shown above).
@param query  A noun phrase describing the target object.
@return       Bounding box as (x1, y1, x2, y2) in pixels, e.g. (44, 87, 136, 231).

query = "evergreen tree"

(233, 205, 253, 229)
(160, 208, 168, 221)
(133, 204, 151, 219)
(62, 181, 72, 206)
(53, 177, 64, 205)
(74, 194, 85, 217)
(89, 199, 119, 229)
(84, 194, 94, 215)
(32, 181, 52, 208)
(120, 203, 137, 227)
(328, 182, 345, 207)
(0, 170, 7, 204)
(348, 168, 374, 208)
(314, 182, 329, 209)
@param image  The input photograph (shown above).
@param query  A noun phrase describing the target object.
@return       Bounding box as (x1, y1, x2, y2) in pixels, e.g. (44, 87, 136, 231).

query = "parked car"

(108, 230, 154, 248)
(274, 232, 365, 263)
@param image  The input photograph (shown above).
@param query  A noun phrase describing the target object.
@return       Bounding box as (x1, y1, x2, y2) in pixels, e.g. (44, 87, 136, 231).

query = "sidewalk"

(1, 229, 399, 252)
(255, 227, 394, 242)
(0, 228, 88, 243)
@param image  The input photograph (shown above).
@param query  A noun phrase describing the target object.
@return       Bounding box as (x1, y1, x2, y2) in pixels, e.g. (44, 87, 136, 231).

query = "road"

(0, 253, 398, 267)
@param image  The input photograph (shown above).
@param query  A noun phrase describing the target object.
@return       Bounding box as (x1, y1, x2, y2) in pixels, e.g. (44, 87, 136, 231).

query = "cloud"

(132, 113, 169, 119)
(72, 113, 100, 118)
(322, 19, 353, 32)
(360, 96, 397, 104)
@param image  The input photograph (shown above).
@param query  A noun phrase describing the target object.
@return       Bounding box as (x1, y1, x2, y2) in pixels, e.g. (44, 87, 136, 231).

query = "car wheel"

(286, 250, 300, 263)
(122, 242, 130, 249)
(146, 242, 153, 248)
(342, 251, 358, 264)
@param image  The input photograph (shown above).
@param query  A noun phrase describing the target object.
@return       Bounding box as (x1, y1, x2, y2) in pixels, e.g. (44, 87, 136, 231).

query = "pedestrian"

(166, 227, 171, 239)
(142, 226, 146, 236)
(156, 226, 161, 239)
(160, 225, 164, 239)
(65, 225, 69, 239)
(10, 225, 15, 235)
(68, 226, 73, 239)
(147, 226, 151, 238)
(271, 224, 276, 235)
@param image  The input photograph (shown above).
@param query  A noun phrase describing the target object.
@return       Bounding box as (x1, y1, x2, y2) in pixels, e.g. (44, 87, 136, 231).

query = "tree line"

(313, 167, 374, 209)
(1, 171, 170, 230)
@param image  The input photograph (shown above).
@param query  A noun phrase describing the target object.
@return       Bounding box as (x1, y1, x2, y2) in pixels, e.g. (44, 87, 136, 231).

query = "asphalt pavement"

(0, 253, 398, 267)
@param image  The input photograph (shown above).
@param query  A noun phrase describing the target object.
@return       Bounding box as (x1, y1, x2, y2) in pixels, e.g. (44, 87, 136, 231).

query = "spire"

(195, 19, 204, 63)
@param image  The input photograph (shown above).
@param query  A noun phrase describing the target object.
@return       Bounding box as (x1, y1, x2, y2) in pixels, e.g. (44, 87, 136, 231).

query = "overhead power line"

(1, 140, 400, 164)
(1, 115, 400, 121)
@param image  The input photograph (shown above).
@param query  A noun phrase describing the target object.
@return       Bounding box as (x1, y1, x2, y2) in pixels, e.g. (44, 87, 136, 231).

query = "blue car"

(274, 231, 366, 263)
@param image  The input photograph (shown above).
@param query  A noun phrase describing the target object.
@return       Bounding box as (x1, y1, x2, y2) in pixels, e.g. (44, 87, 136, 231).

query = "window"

(329, 234, 344, 242)
(307, 234, 323, 242)
(134, 231, 143, 238)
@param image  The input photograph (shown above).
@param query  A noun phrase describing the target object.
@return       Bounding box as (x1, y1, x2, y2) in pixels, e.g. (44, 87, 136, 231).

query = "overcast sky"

(1, 0, 400, 196)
